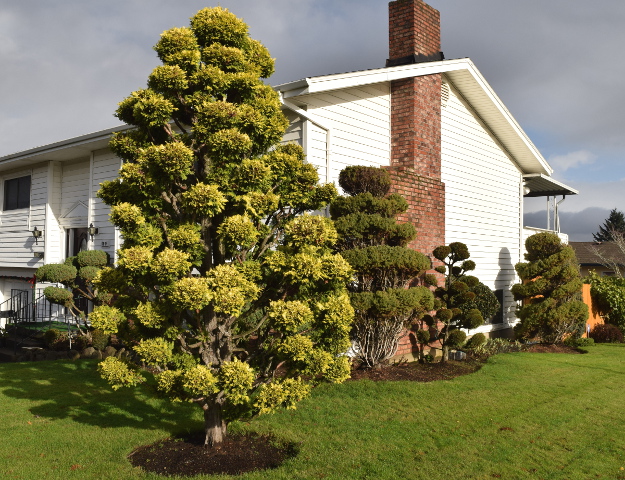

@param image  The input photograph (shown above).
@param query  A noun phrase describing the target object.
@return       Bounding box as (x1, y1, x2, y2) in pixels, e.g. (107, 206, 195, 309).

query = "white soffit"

(523, 173, 578, 197)
(275, 58, 552, 176)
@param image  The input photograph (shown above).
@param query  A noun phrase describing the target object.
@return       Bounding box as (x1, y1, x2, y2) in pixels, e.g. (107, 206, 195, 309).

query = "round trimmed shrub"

(589, 323, 624, 343)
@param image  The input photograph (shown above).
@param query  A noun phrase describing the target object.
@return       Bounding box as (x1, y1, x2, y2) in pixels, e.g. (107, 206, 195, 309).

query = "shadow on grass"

(0, 359, 198, 434)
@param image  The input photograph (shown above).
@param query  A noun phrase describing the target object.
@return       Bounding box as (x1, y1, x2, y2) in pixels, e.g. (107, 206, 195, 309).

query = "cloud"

(548, 150, 597, 172)
(524, 207, 610, 242)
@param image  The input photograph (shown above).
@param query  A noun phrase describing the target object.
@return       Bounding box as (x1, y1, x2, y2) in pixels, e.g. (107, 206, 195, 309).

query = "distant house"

(0, 0, 576, 344)
(570, 242, 625, 277)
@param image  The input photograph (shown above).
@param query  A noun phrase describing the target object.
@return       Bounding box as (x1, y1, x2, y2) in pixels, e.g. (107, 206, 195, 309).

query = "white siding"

(0, 168, 43, 269)
(61, 159, 90, 217)
(92, 149, 121, 262)
(45, 162, 63, 264)
(441, 83, 523, 328)
(294, 83, 391, 185)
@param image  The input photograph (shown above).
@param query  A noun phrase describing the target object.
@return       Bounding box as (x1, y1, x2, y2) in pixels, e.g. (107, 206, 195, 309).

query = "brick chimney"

(385, 0, 445, 263)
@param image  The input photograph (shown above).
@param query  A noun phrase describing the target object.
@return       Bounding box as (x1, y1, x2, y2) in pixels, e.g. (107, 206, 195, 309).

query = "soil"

(128, 343, 579, 477)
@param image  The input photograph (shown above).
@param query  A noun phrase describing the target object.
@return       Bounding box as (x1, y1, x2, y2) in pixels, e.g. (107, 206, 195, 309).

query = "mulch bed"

(128, 432, 295, 477)
(128, 343, 579, 477)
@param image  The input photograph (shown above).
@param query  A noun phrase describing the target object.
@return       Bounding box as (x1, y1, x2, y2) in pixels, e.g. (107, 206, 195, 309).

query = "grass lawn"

(1, 345, 624, 479)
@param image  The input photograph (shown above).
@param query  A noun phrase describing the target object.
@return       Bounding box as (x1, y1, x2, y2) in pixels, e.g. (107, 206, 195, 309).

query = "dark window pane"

(3, 175, 31, 211)
(17, 176, 30, 209)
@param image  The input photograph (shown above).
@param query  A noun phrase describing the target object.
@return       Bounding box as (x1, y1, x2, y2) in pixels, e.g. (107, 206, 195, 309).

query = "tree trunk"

(203, 401, 227, 447)
(441, 344, 449, 363)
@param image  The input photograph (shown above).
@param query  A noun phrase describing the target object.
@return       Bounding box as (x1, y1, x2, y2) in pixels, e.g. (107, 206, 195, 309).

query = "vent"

(441, 82, 450, 107)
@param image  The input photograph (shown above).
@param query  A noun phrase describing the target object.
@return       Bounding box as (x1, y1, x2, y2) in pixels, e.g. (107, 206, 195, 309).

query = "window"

(3, 175, 31, 211)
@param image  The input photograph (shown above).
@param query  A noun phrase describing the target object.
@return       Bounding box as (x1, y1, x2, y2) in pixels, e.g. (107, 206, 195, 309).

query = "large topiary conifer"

(330, 166, 434, 368)
(511, 232, 588, 343)
(93, 7, 353, 447)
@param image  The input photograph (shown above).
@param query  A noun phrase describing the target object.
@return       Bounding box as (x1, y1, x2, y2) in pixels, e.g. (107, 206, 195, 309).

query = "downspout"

(278, 94, 332, 188)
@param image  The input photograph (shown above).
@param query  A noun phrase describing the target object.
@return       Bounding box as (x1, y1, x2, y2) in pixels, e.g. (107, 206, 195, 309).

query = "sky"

(1, 0, 624, 241)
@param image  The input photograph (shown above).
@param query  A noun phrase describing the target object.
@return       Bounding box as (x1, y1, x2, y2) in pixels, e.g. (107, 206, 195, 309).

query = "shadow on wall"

(494, 247, 515, 326)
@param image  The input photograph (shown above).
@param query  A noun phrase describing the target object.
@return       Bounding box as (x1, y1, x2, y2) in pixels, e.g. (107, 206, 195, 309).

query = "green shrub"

(588, 272, 625, 329)
(464, 333, 487, 350)
(464, 282, 500, 322)
(564, 337, 595, 347)
(36, 264, 77, 285)
(338, 165, 391, 197)
(473, 338, 526, 356)
(76, 249, 110, 268)
(43, 329, 62, 347)
(589, 323, 624, 343)
(91, 328, 110, 351)
(446, 329, 467, 349)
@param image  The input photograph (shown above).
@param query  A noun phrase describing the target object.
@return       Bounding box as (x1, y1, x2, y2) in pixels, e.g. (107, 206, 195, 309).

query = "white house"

(0, 0, 576, 344)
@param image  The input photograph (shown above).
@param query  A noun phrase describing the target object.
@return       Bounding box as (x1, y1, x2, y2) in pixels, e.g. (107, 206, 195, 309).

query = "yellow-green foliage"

(89, 306, 126, 335)
(284, 214, 338, 248)
(217, 214, 259, 251)
(183, 365, 219, 398)
(205, 264, 259, 317)
(266, 247, 352, 287)
(254, 378, 312, 415)
(98, 357, 145, 390)
(109, 202, 145, 231)
(181, 183, 226, 216)
(152, 249, 191, 282)
(167, 277, 212, 311)
(268, 300, 313, 333)
(93, 267, 126, 294)
(277, 335, 314, 362)
(218, 359, 254, 405)
(117, 246, 153, 273)
(133, 302, 168, 329)
(134, 338, 173, 366)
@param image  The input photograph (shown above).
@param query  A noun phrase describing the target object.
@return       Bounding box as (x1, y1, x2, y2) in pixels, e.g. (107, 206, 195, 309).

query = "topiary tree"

(422, 242, 485, 362)
(511, 232, 588, 344)
(35, 250, 111, 332)
(330, 166, 434, 368)
(93, 7, 353, 447)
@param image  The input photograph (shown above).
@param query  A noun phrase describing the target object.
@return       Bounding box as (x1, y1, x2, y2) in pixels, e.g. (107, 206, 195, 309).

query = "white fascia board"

(0, 124, 131, 171)
(275, 58, 552, 176)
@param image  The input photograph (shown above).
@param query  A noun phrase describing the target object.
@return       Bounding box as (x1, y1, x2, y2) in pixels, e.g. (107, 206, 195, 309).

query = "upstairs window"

(3, 175, 31, 211)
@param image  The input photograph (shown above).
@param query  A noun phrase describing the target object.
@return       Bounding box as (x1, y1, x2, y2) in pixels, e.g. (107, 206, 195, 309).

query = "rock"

(103, 346, 117, 358)
(91, 350, 103, 360)
(81, 347, 95, 359)
(67, 350, 80, 360)
(115, 347, 126, 358)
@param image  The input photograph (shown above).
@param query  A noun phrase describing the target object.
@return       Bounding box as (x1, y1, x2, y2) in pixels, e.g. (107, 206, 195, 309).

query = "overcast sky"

(1, 0, 624, 240)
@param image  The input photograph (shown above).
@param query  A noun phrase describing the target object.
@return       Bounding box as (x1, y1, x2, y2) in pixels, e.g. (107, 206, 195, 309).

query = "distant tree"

(512, 232, 588, 344)
(593, 208, 625, 242)
(330, 166, 434, 368)
(93, 7, 353, 447)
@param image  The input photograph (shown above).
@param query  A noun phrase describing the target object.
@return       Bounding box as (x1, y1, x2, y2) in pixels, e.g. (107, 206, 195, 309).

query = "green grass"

(1, 346, 625, 479)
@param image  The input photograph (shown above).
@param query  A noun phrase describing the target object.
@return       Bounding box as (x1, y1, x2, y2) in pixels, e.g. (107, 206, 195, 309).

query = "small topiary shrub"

(91, 328, 110, 351)
(338, 165, 391, 197)
(563, 337, 595, 348)
(43, 328, 62, 348)
(464, 333, 487, 350)
(589, 323, 624, 343)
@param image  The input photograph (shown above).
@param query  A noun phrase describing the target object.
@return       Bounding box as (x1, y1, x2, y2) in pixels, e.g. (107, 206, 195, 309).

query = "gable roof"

(570, 241, 625, 266)
(274, 58, 552, 176)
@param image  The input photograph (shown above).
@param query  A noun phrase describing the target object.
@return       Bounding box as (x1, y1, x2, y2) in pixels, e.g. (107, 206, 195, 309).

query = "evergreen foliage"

(423, 242, 487, 362)
(35, 250, 111, 328)
(330, 166, 433, 368)
(593, 208, 625, 242)
(511, 232, 588, 344)
(94, 7, 353, 447)
(587, 271, 625, 331)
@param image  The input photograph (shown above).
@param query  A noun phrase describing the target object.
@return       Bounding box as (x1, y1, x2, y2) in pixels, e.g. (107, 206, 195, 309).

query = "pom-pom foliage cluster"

(422, 242, 497, 362)
(330, 166, 434, 368)
(95, 8, 352, 447)
(511, 232, 588, 344)
(35, 250, 111, 331)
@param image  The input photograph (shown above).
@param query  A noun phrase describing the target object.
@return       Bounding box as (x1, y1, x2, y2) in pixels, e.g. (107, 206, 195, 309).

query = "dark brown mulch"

(128, 344, 580, 477)
(525, 343, 583, 354)
(348, 358, 484, 382)
(128, 432, 296, 477)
